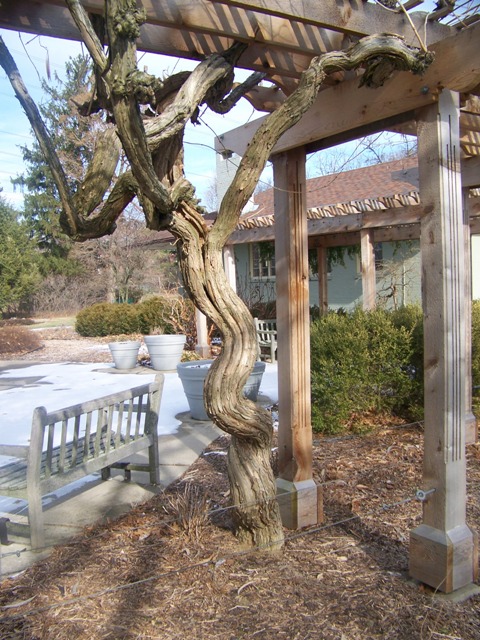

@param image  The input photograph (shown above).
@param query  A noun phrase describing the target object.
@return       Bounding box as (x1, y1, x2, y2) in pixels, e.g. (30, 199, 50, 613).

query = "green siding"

(235, 241, 422, 311)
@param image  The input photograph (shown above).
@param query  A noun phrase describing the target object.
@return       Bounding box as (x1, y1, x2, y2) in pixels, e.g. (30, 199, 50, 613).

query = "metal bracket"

(416, 488, 436, 502)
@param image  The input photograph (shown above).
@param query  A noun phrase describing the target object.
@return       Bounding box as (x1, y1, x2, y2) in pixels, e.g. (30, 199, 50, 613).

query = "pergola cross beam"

(215, 20, 480, 157)
(212, 0, 451, 40)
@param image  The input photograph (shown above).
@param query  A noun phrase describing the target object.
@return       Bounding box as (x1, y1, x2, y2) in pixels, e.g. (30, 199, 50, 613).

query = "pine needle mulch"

(1, 424, 480, 640)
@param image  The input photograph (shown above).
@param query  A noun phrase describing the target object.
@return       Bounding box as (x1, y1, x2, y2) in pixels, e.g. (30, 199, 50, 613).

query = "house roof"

(141, 154, 479, 247)
(238, 155, 420, 230)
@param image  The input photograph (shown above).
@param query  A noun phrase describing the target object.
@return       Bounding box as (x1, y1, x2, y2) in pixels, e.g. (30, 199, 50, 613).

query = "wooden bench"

(0, 375, 164, 549)
(254, 318, 278, 363)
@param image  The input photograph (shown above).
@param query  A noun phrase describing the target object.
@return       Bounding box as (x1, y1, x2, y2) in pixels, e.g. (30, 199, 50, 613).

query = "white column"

(223, 244, 237, 292)
(195, 308, 210, 358)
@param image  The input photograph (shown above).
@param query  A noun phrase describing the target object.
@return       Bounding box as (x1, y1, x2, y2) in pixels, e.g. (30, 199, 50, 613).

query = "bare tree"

(376, 242, 421, 310)
(202, 177, 219, 212)
(0, 0, 432, 549)
(308, 131, 418, 178)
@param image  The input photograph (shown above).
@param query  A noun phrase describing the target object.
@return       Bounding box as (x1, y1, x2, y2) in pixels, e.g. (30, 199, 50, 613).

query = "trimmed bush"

(75, 303, 140, 337)
(390, 303, 424, 411)
(75, 295, 197, 344)
(310, 308, 419, 434)
(137, 296, 178, 335)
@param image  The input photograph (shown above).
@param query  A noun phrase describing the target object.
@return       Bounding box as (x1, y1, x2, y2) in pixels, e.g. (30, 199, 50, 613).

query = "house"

(224, 154, 427, 313)
(143, 152, 479, 315)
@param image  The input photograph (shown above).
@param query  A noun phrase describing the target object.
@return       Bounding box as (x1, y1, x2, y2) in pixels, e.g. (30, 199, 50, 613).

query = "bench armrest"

(0, 444, 30, 459)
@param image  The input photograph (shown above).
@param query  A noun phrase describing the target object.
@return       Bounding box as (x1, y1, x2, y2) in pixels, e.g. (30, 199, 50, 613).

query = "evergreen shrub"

(137, 295, 177, 335)
(390, 303, 424, 412)
(75, 302, 140, 337)
(310, 308, 420, 434)
(75, 295, 195, 339)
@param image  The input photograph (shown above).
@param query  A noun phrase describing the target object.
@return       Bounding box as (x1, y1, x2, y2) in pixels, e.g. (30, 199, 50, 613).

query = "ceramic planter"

(108, 340, 141, 370)
(144, 334, 186, 371)
(177, 359, 266, 421)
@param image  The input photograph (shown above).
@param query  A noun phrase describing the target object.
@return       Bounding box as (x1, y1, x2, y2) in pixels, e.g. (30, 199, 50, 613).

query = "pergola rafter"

(0, 1, 455, 91)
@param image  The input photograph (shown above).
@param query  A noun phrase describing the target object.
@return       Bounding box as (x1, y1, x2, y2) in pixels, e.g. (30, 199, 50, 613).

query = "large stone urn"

(177, 359, 266, 420)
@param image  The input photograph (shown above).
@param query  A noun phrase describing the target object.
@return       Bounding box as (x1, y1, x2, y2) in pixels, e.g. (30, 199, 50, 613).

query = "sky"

(0, 27, 259, 211)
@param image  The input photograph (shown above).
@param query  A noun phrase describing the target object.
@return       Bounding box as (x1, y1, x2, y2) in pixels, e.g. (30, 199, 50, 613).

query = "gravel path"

(6, 327, 117, 363)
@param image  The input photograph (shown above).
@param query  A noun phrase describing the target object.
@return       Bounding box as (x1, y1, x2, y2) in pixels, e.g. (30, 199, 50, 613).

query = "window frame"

(250, 243, 276, 280)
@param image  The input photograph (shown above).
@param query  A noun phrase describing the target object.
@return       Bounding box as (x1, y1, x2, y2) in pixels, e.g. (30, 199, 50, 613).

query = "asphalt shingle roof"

(238, 155, 420, 230)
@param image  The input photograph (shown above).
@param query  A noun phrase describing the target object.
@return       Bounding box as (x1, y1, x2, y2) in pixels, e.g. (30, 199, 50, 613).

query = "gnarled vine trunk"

(0, 0, 432, 549)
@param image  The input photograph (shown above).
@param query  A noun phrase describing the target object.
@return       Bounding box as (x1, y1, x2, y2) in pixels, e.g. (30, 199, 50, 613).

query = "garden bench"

(0, 375, 164, 549)
(254, 318, 278, 363)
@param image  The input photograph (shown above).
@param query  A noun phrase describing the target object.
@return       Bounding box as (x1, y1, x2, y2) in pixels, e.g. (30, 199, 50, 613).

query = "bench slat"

(125, 401, 133, 443)
(254, 318, 278, 363)
(115, 402, 124, 449)
(83, 411, 92, 463)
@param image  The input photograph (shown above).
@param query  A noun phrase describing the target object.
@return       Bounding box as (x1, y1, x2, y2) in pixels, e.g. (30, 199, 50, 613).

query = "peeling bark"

(0, 0, 433, 549)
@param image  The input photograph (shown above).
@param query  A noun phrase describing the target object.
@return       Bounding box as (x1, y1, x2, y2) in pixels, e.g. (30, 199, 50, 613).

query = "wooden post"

(317, 245, 329, 316)
(195, 308, 210, 358)
(273, 148, 322, 529)
(409, 90, 478, 593)
(464, 192, 477, 444)
(360, 229, 376, 310)
(223, 244, 237, 292)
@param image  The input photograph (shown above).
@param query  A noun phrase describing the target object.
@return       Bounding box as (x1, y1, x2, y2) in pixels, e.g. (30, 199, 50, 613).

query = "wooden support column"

(317, 246, 329, 316)
(409, 90, 478, 594)
(223, 244, 237, 293)
(195, 308, 210, 358)
(464, 194, 477, 445)
(273, 147, 322, 529)
(360, 229, 376, 310)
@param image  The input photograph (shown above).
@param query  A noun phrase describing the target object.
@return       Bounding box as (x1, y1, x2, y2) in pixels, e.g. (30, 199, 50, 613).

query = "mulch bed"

(1, 423, 480, 639)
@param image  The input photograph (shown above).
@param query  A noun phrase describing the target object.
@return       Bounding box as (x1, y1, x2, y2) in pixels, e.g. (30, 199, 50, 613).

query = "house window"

(250, 243, 276, 279)
(356, 242, 384, 274)
(374, 243, 384, 269)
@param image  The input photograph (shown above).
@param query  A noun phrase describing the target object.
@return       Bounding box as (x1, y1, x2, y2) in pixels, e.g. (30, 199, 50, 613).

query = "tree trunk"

(170, 201, 284, 547)
(228, 436, 283, 549)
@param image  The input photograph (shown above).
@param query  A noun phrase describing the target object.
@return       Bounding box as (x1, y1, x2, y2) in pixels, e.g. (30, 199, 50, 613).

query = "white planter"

(108, 341, 141, 370)
(144, 334, 186, 371)
(177, 359, 266, 421)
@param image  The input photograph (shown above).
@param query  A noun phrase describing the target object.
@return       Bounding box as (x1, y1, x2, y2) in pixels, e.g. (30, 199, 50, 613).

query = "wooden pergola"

(2, 0, 480, 594)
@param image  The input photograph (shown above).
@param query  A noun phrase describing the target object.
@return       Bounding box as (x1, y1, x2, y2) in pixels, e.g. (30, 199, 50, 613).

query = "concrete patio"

(0, 360, 277, 577)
